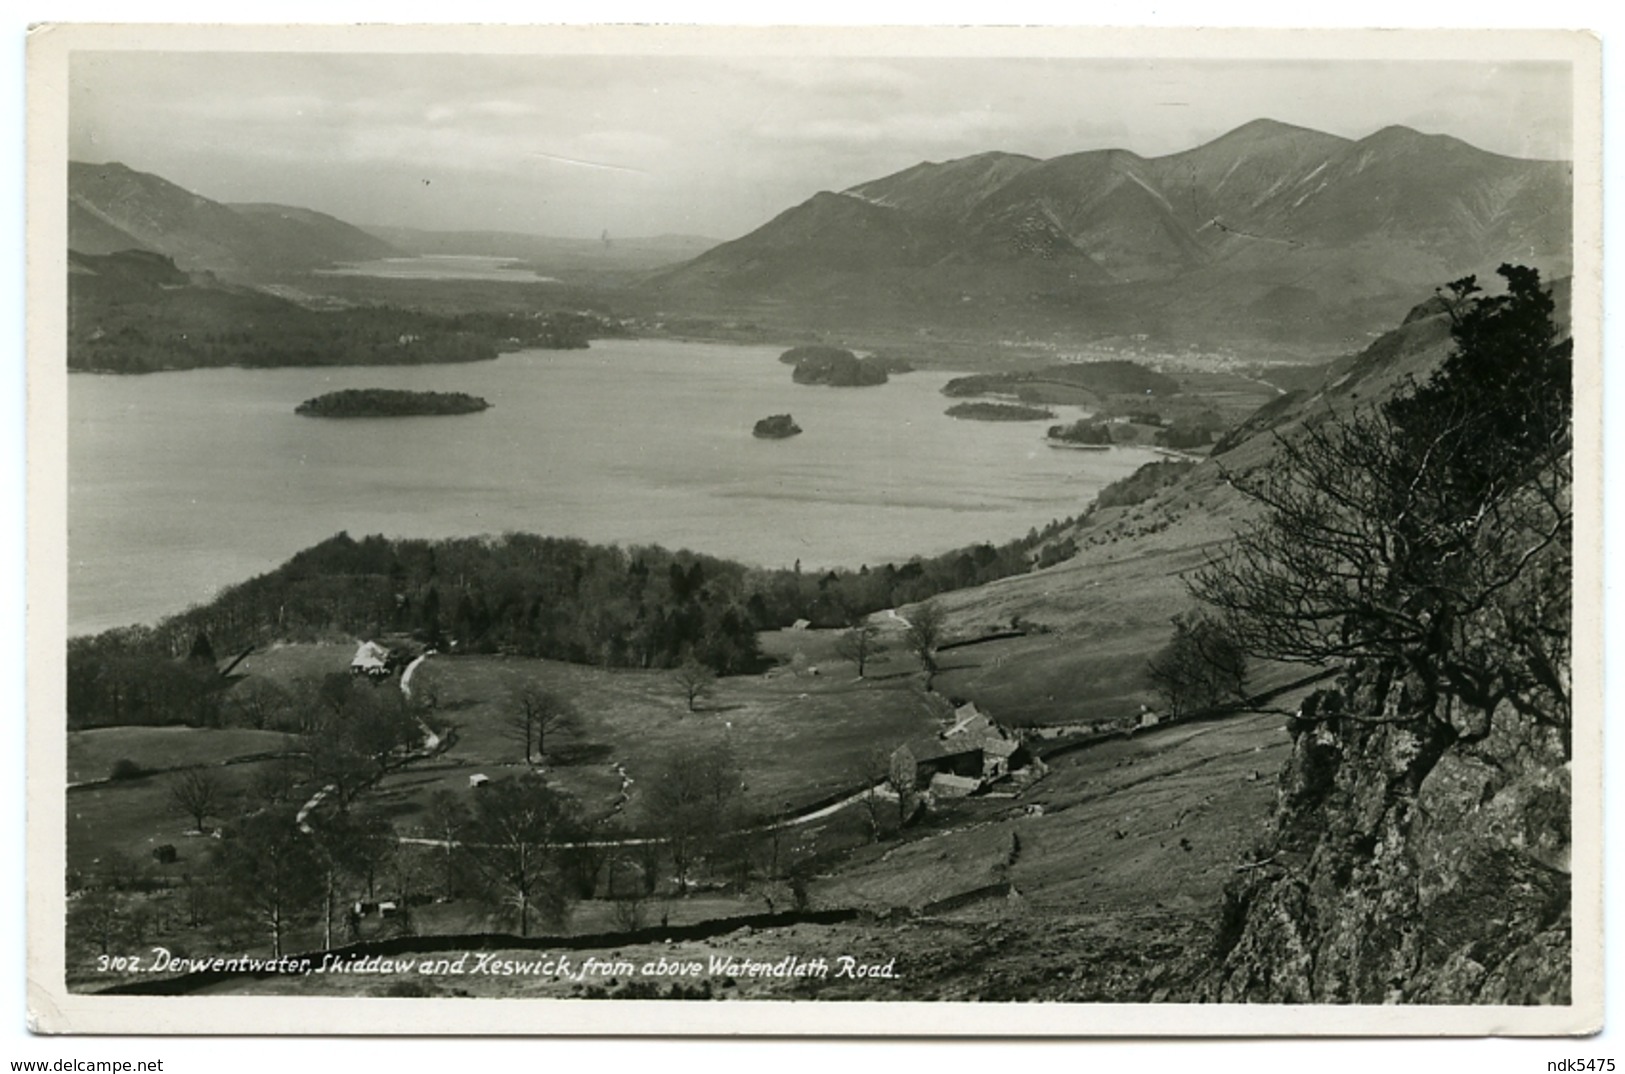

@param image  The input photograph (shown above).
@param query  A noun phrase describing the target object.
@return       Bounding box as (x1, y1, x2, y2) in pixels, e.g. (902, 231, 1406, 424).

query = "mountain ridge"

(650, 120, 1572, 349)
(69, 160, 401, 276)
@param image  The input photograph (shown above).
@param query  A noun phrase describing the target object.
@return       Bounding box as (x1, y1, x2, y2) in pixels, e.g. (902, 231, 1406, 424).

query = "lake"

(68, 339, 1156, 635)
(314, 254, 558, 282)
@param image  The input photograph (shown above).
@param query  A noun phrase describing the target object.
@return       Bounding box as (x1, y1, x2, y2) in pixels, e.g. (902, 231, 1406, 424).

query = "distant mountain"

(227, 202, 399, 267)
(68, 161, 399, 276)
(650, 120, 1572, 349)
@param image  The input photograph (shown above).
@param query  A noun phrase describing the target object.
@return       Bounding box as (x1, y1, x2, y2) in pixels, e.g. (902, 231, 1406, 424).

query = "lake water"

(314, 255, 558, 282)
(68, 339, 1155, 634)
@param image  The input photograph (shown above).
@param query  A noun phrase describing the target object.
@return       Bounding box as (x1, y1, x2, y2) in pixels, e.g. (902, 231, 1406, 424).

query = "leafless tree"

(854, 746, 892, 842)
(456, 777, 580, 937)
(1191, 265, 1571, 751)
(168, 768, 225, 833)
(902, 601, 948, 690)
(1145, 612, 1249, 717)
(835, 621, 886, 677)
(674, 658, 716, 713)
(508, 685, 578, 764)
(888, 745, 917, 829)
(642, 737, 742, 891)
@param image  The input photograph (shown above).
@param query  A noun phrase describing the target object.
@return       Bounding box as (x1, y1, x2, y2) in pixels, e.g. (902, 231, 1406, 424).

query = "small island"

(752, 414, 803, 439)
(946, 402, 1056, 422)
(781, 345, 890, 387)
(1046, 418, 1114, 450)
(295, 388, 491, 418)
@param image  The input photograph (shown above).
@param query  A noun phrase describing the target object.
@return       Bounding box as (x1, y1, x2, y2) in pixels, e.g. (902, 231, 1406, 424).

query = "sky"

(67, 47, 1575, 241)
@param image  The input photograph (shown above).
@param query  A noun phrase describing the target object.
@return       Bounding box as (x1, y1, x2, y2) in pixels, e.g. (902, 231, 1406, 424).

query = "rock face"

(752, 413, 802, 439)
(1204, 662, 1570, 1004)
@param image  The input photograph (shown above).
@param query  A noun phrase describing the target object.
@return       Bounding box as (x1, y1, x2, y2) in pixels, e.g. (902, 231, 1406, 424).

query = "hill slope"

(651, 120, 1571, 350)
(68, 161, 400, 276)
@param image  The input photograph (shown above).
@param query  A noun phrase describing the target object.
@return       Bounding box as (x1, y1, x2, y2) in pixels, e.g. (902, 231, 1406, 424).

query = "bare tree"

(1145, 612, 1249, 718)
(835, 620, 886, 678)
(674, 658, 716, 713)
(888, 745, 917, 829)
(228, 677, 289, 730)
(168, 768, 225, 833)
(425, 790, 467, 900)
(457, 777, 580, 937)
(902, 601, 948, 690)
(854, 746, 892, 842)
(212, 808, 323, 957)
(298, 676, 422, 808)
(248, 757, 302, 807)
(642, 737, 742, 891)
(508, 685, 578, 764)
(1191, 265, 1572, 750)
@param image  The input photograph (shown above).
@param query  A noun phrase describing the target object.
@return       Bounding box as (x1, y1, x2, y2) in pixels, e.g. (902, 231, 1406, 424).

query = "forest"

(66, 517, 1083, 731)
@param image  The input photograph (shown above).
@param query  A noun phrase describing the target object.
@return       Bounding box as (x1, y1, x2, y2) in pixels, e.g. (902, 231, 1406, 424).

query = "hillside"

(68, 270, 1573, 1006)
(69, 160, 400, 276)
(649, 120, 1571, 351)
(66, 248, 597, 373)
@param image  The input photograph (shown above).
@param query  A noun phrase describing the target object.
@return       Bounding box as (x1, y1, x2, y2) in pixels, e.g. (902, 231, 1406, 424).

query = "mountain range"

(650, 119, 1572, 349)
(68, 119, 1572, 351)
(66, 160, 711, 281)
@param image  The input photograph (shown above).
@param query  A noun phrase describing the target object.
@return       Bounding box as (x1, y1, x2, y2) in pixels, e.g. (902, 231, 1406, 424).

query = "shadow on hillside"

(547, 741, 615, 766)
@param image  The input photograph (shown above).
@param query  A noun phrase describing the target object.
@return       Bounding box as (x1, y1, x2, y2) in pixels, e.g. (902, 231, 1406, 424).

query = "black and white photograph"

(22, 22, 1602, 1038)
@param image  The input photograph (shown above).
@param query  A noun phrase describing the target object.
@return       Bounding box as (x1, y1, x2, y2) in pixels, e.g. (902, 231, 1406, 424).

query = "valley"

(60, 114, 1577, 1010)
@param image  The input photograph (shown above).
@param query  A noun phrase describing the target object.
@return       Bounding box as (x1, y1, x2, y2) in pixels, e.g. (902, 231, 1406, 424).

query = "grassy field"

(361, 641, 943, 834)
(67, 757, 293, 874)
(66, 638, 942, 874)
(67, 726, 295, 785)
(175, 689, 1309, 1000)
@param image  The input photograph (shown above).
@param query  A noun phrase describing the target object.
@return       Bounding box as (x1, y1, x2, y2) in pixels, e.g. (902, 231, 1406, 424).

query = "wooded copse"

(67, 517, 1080, 730)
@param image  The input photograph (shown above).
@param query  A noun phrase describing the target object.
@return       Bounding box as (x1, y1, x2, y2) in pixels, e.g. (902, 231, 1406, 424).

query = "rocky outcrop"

(752, 414, 802, 439)
(1203, 662, 1570, 1005)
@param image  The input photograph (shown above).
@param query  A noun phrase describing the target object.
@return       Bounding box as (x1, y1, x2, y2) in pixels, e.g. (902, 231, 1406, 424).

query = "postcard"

(25, 22, 1602, 1035)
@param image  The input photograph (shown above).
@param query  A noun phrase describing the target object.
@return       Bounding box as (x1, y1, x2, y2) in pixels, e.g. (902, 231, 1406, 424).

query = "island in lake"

(1045, 418, 1114, 450)
(752, 413, 803, 439)
(781, 345, 892, 387)
(295, 388, 492, 418)
(946, 401, 1056, 422)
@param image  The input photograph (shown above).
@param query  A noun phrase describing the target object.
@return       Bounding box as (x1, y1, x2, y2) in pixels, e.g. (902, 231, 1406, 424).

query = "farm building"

(941, 702, 1030, 780)
(350, 640, 393, 679)
(892, 703, 1032, 794)
(928, 772, 981, 799)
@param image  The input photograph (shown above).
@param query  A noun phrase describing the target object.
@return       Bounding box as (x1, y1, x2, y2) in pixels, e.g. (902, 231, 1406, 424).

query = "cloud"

(753, 109, 1013, 149)
(67, 49, 1577, 239)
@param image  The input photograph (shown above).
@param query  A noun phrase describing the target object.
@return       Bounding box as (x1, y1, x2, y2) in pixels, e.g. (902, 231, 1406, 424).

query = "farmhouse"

(350, 640, 392, 680)
(893, 703, 1032, 795)
(941, 702, 1029, 781)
